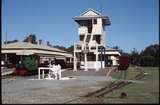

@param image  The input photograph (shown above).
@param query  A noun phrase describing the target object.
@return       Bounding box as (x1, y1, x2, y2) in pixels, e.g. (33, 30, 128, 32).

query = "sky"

(2, 0, 159, 53)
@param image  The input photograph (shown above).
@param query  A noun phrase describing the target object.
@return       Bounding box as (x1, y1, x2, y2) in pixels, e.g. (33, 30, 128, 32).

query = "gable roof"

(1, 42, 73, 57)
(73, 8, 111, 25)
(2, 42, 66, 53)
(80, 8, 101, 16)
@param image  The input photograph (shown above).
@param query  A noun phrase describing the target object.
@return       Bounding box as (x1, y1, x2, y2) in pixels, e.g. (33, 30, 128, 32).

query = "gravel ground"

(2, 68, 115, 104)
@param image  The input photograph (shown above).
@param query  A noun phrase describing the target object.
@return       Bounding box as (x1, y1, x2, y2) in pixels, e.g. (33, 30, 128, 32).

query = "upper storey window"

(80, 35, 85, 41)
(93, 19, 97, 24)
(93, 35, 101, 44)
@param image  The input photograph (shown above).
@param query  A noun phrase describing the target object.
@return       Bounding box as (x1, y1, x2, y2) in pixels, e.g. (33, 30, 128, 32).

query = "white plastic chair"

(47, 64, 62, 80)
(48, 65, 57, 79)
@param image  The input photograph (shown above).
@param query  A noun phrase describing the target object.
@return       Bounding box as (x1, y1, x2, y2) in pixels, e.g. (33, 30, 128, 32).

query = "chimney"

(28, 36, 32, 43)
(39, 39, 42, 45)
(47, 41, 50, 46)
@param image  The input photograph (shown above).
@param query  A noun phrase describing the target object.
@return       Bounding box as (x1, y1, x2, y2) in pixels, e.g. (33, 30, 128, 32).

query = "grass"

(102, 66, 159, 103)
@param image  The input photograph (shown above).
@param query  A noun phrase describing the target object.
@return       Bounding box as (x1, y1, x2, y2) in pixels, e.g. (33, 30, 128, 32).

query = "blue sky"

(2, 0, 159, 53)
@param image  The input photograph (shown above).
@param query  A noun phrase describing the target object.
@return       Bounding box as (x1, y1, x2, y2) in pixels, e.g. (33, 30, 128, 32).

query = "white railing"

(74, 42, 85, 51)
(74, 42, 102, 52)
(80, 61, 105, 69)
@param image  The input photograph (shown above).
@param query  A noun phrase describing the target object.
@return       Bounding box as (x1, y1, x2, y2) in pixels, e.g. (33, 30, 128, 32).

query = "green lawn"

(102, 67, 159, 103)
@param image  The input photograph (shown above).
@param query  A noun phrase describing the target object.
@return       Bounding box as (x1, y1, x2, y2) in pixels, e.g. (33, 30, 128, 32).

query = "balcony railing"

(74, 42, 104, 52)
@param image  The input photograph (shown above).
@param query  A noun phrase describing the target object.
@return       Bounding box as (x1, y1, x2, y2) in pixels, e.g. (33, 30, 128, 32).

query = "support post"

(42, 69, 44, 79)
(84, 52, 88, 71)
(101, 47, 103, 69)
(58, 69, 61, 80)
(5, 54, 7, 64)
(73, 44, 77, 71)
(38, 68, 40, 79)
(104, 47, 106, 68)
(95, 45, 98, 71)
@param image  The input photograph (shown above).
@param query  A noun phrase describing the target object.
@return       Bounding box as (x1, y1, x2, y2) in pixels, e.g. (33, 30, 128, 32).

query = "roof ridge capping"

(80, 8, 102, 16)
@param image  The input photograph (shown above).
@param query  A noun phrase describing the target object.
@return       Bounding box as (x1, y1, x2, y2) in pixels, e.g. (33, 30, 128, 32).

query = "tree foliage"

(66, 45, 74, 54)
(54, 45, 67, 51)
(139, 44, 159, 66)
(53, 45, 74, 54)
(113, 44, 159, 67)
(4, 39, 18, 44)
(23, 34, 37, 44)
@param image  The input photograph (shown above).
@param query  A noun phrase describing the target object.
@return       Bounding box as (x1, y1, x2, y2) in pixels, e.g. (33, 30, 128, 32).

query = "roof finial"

(100, 3, 103, 15)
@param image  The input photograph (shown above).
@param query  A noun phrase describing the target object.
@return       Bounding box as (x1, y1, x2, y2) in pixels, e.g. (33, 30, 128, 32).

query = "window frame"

(93, 19, 97, 24)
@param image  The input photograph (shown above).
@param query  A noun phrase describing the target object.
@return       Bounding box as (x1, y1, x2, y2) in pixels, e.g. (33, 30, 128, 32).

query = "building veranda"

(1, 42, 73, 70)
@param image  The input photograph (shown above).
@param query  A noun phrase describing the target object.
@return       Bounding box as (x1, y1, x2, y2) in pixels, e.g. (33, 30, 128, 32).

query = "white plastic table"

(38, 67, 51, 79)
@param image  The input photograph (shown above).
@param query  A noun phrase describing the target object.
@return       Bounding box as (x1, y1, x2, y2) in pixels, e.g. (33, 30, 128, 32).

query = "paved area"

(2, 67, 116, 104)
(62, 67, 116, 77)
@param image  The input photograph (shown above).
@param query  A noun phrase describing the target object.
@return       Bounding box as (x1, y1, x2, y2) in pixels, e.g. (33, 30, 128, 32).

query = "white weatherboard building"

(73, 9, 120, 71)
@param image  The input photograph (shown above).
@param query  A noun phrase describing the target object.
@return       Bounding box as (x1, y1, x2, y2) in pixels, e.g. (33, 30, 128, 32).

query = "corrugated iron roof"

(2, 42, 66, 52)
(2, 42, 73, 57)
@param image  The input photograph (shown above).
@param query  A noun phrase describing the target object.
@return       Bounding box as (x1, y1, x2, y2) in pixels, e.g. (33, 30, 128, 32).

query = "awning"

(16, 51, 34, 55)
(1, 42, 73, 58)
(2, 49, 73, 57)
(2, 50, 34, 55)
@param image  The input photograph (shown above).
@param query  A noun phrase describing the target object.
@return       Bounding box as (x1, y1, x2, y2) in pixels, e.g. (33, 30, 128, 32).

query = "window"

(93, 19, 97, 24)
(93, 35, 101, 44)
(88, 27, 92, 33)
(87, 53, 96, 61)
(86, 35, 91, 42)
(79, 35, 84, 41)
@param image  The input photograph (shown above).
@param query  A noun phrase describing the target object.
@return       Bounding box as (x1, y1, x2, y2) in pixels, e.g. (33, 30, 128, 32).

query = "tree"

(112, 46, 119, 50)
(4, 39, 18, 44)
(129, 48, 140, 65)
(23, 34, 37, 44)
(140, 44, 159, 66)
(140, 55, 155, 66)
(66, 45, 74, 54)
(54, 45, 67, 51)
(112, 46, 127, 55)
(129, 44, 159, 67)
(53, 45, 74, 54)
